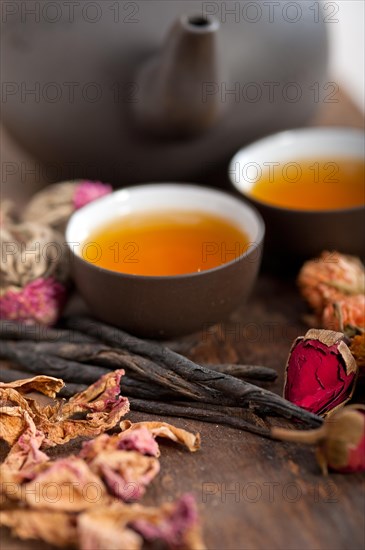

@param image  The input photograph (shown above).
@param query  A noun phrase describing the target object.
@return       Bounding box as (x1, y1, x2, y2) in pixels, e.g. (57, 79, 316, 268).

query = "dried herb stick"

(0, 342, 109, 384)
(205, 363, 277, 381)
(6, 340, 277, 383)
(0, 344, 186, 401)
(0, 319, 95, 343)
(0, 341, 218, 402)
(0, 365, 271, 436)
(0, 341, 277, 406)
(65, 316, 322, 426)
(125, 398, 273, 437)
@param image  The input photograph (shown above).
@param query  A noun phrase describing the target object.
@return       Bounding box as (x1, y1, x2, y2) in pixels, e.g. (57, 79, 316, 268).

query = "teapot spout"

(134, 15, 222, 139)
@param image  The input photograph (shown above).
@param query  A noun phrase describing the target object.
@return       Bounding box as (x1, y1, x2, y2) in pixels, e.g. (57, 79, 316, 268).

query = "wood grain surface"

(1, 93, 364, 550)
(1, 274, 364, 550)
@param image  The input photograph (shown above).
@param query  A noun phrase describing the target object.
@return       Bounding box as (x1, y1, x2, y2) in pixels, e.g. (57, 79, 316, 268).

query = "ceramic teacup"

(66, 183, 265, 338)
(229, 127, 365, 259)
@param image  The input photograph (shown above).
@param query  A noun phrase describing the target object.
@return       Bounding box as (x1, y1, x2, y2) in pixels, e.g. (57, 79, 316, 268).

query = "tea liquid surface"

(250, 158, 365, 210)
(83, 209, 250, 276)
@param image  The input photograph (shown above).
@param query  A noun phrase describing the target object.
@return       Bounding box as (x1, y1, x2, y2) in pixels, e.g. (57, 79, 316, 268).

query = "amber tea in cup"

(82, 209, 250, 276)
(250, 158, 365, 210)
(229, 128, 365, 257)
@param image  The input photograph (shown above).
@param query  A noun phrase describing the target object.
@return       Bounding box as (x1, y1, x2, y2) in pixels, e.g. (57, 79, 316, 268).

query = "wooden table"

(1, 92, 364, 550)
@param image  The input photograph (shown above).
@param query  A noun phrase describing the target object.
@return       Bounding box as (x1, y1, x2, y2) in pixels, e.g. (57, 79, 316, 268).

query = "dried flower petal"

(322, 295, 365, 331)
(73, 181, 112, 210)
(284, 329, 358, 415)
(37, 371, 130, 447)
(0, 388, 37, 445)
(0, 375, 64, 398)
(120, 420, 201, 453)
(0, 369, 205, 549)
(117, 427, 160, 456)
(0, 411, 49, 486)
(1, 371, 129, 448)
(62, 369, 127, 416)
(24, 457, 108, 511)
(298, 251, 365, 313)
(78, 433, 114, 460)
(0, 510, 78, 548)
(79, 427, 159, 460)
(90, 450, 160, 501)
(132, 493, 205, 549)
(78, 496, 205, 550)
(78, 510, 142, 550)
(0, 407, 32, 447)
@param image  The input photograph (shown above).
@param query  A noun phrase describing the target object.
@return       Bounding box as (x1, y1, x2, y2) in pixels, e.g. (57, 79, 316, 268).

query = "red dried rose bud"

(271, 405, 365, 475)
(284, 329, 358, 416)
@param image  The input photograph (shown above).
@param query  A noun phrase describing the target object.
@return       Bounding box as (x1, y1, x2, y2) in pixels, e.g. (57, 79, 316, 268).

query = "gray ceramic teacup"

(66, 184, 265, 338)
(229, 128, 365, 259)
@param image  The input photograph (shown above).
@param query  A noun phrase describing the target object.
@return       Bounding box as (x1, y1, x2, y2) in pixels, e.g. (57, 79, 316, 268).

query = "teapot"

(2, 1, 328, 186)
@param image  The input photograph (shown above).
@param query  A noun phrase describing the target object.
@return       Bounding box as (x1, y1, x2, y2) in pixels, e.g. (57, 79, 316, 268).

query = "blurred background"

(1, 0, 364, 206)
(327, 0, 364, 112)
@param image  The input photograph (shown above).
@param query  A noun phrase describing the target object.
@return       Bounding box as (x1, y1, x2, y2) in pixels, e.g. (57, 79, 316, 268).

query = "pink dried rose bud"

(0, 220, 69, 325)
(322, 295, 365, 332)
(298, 251, 365, 314)
(0, 277, 67, 326)
(73, 180, 112, 209)
(284, 329, 358, 416)
(272, 405, 365, 475)
(23, 180, 112, 232)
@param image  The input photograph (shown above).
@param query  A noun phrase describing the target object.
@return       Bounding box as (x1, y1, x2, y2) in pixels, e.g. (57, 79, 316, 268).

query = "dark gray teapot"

(2, 1, 328, 186)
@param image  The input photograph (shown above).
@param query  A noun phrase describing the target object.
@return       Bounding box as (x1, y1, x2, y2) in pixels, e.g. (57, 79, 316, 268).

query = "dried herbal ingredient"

(322, 294, 365, 331)
(65, 316, 322, 428)
(350, 333, 365, 370)
(120, 420, 201, 453)
(0, 371, 130, 447)
(284, 329, 357, 415)
(298, 251, 365, 314)
(272, 405, 365, 474)
(0, 371, 205, 549)
(0, 221, 69, 325)
(23, 180, 112, 233)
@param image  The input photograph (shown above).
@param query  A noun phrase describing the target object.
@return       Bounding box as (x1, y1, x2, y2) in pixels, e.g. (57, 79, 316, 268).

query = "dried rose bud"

(0, 222, 69, 290)
(73, 181, 112, 209)
(0, 221, 69, 326)
(322, 295, 365, 332)
(298, 251, 365, 314)
(350, 333, 365, 370)
(272, 405, 365, 474)
(23, 180, 112, 233)
(284, 329, 358, 416)
(0, 277, 67, 326)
